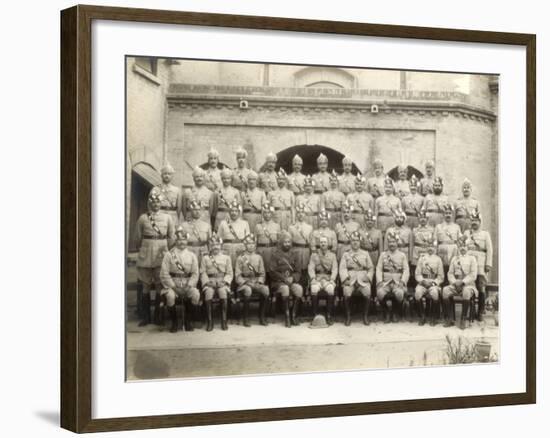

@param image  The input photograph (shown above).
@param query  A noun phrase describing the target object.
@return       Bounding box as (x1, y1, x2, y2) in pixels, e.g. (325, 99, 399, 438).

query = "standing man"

(360, 209, 384, 271)
(394, 165, 411, 199)
(288, 154, 306, 196)
(270, 231, 304, 327)
(420, 160, 436, 196)
(235, 234, 270, 327)
(339, 231, 375, 326)
(384, 209, 413, 261)
(375, 176, 402, 232)
(401, 174, 425, 229)
(136, 192, 176, 327)
(310, 210, 338, 253)
(214, 167, 242, 231)
(346, 174, 374, 227)
(454, 178, 481, 232)
(180, 166, 216, 226)
(335, 201, 361, 261)
(313, 153, 331, 194)
(242, 171, 266, 231)
(254, 201, 281, 275)
(296, 176, 323, 229)
(289, 203, 313, 290)
(424, 176, 448, 227)
(411, 209, 435, 281)
(442, 236, 478, 329)
(217, 200, 250, 267)
(259, 152, 278, 193)
(414, 239, 444, 326)
(323, 170, 346, 229)
(268, 168, 295, 230)
(367, 158, 385, 198)
(464, 208, 493, 321)
(338, 156, 356, 196)
(232, 147, 253, 192)
(204, 148, 223, 192)
(308, 235, 339, 325)
(376, 230, 409, 323)
(151, 162, 181, 225)
(200, 233, 233, 331)
(178, 200, 211, 266)
(160, 228, 200, 332)
(435, 203, 461, 281)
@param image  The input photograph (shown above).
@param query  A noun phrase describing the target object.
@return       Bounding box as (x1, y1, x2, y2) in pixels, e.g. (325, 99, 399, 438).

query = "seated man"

(376, 230, 410, 323)
(414, 239, 444, 326)
(200, 233, 234, 331)
(308, 235, 338, 325)
(269, 231, 304, 327)
(339, 231, 375, 326)
(442, 235, 478, 330)
(235, 234, 270, 327)
(160, 228, 200, 333)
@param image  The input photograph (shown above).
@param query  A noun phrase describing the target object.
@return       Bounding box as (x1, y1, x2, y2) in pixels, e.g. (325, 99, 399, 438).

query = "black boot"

(136, 282, 144, 320)
(418, 299, 426, 326)
(344, 296, 351, 326)
(259, 296, 268, 326)
(205, 300, 213, 331)
(312, 295, 319, 316)
(430, 300, 438, 326)
(291, 297, 300, 326)
(460, 300, 470, 330)
(326, 295, 334, 326)
(442, 299, 454, 327)
(384, 299, 392, 324)
(169, 306, 178, 333)
(362, 297, 370, 325)
(184, 302, 194, 331)
(138, 293, 151, 327)
(221, 299, 228, 330)
(477, 290, 486, 322)
(282, 297, 290, 327)
(153, 294, 162, 326)
(242, 297, 251, 327)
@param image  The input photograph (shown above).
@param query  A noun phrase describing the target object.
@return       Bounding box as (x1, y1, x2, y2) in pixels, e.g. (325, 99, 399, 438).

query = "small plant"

(444, 334, 478, 364)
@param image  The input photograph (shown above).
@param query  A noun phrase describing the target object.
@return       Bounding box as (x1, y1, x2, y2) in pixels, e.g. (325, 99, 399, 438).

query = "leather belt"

(293, 243, 309, 248)
(187, 242, 205, 247)
(223, 239, 242, 243)
(171, 272, 191, 278)
(143, 235, 166, 240)
(257, 243, 275, 248)
(162, 206, 177, 211)
(383, 269, 403, 273)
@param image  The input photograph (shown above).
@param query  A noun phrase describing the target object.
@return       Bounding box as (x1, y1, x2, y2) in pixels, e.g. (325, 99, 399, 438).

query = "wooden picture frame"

(60, 4, 536, 433)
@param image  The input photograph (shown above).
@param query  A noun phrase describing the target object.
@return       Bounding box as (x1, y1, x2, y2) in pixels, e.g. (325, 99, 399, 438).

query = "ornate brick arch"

(293, 67, 357, 89)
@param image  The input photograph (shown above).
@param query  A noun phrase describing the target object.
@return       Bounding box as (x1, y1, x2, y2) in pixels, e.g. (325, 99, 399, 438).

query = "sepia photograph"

(125, 56, 499, 381)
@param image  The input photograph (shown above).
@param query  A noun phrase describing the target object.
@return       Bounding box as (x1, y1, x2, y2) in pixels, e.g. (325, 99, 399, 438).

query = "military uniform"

(465, 227, 493, 319)
(442, 252, 478, 328)
(259, 170, 278, 193)
(454, 197, 481, 232)
(218, 218, 250, 266)
(420, 175, 435, 196)
(232, 167, 254, 191)
(414, 253, 444, 301)
(254, 220, 281, 270)
(310, 227, 338, 253)
(204, 167, 222, 192)
(401, 192, 425, 229)
(338, 172, 356, 196)
(411, 224, 435, 266)
(435, 221, 461, 267)
(295, 193, 323, 229)
(360, 227, 383, 269)
(214, 186, 242, 231)
(376, 250, 409, 303)
(200, 251, 233, 330)
(309, 250, 338, 295)
(424, 193, 448, 226)
(335, 220, 361, 261)
(367, 175, 385, 198)
(347, 191, 375, 227)
(394, 180, 411, 199)
(268, 188, 295, 231)
(288, 172, 306, 196)
(312, 171, 331, 194)
(235, 252, 269, 298)
(375, 194, 402, 232)
(242, 187, 266, 231)
(151, 184, 181, 225)
(269, 248, 303, 298)
(322, 188, 346, 229)
(181, 185, 216, 225)
(288, 220, 313, 278)
(339, 249, 374, 297)
(179, 218, 211, 264)
(384, 225, 413, 260)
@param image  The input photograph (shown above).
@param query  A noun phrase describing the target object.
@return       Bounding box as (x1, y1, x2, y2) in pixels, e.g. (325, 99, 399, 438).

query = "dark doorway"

(276, 145, 360, 176)
(128, 171, 153, 252)
(387, 166, 424, 181)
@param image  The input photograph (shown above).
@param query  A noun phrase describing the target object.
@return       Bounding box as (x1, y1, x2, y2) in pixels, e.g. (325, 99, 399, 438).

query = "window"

(134, 57, 158, 76)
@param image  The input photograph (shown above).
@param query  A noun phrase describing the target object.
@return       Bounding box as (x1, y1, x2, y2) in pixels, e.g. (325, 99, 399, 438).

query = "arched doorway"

(276, 145, 360, 176)
(387, 165, 424, 181)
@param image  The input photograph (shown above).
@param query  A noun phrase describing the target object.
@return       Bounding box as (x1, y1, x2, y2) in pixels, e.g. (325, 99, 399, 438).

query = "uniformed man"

(235, 234, 270, 327)
(454, 178, 481, 232)
(338, 156, 356, 196)
(268, 168, 295, 230)
(135, 192, 176, 327)
(288, 154, 306, 196)
(214, 167, 242, 230)
(360, 209, 384, 270)
(232, 147, 253, 192)
(411, 208, 435, 277)
(180, 166, 216, 226)
(339, 231, 375, 325)
(464, 208, 493, 321)
(200, 233, 233, 331)
(242, 171, 266, 231)
(289, 203, 313, 289)
(367, 158, 386, 198)
(435, 203, 461, 280)
(178, 200, 211, 266)
(376, 230, 410, 323)
(310, 210, 338, 253)
(308, 235, 338, 325)
(160, 228, 200, 332)
(313, 153, 331, 194)
(375, 176, 402, 232)
(254, 201, 281, 273)
(346, 173, 375, 227)
(323, 170, 346, 229)
(424, 176, 448, 226)
(401, 174, 425, 229)
(259, 152, 278, 193)
(150, 162, 181, 225)
(414, 239, 444, 326)
(442, 235, 478, 329)
(218, 199, 250, 266)
(296, 175, 323, 229)
(394, 165, 411, 199)
(204, 148, 223, 192)
(335, 200, 361, 261)
(420, 160, 436, 196)
(269, 231, 304, 327)
(384, 208, 412, 261)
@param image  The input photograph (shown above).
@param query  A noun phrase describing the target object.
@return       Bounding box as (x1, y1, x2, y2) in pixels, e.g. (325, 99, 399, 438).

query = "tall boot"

(153, 294, 162, 325)
(417, 299, 426, 326)
(442, 299, 454, 327)
(138, 293, 151, 327)
(283, 297, 291, 327)
(312, 295, 319, 316)
(221, 299, 228, 330)
(362, 297, 370, 326)
(259, 296, 268, 326)
(384, 299, 392, 323)
(326, 295, 334, 326)
(477, 291, 486, 322)
(242, 297, 250, 327)
(393, 299, 401, 323)
(184, 302, 194, 331)
(168, 306, 178, 333)
(136, 282, 143, 320)
(291, 297, 300, 326)
(205, 300, 213, 331)
(430, 300, 438, 326)
(460, 300, 470, 330)
(344, 296, 351, 326)
(193, 304, 202, 329)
